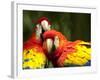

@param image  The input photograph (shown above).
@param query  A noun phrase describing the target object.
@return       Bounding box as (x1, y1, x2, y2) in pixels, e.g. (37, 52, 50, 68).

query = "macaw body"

(43, 30, 91, 67)
(23, 30, 47, 69)
(23, 17, 53, 69)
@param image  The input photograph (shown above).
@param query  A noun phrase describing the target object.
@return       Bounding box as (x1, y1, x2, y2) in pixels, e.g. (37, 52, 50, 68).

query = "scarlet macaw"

(43, 30, 91, 67)
(23, 17, 51, 69)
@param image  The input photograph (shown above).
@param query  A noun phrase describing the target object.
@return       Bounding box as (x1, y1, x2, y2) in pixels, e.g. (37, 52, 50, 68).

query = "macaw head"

(32, 17, 51, 41)
(43, 30, 61, 53)
(37, 17, 51, 31)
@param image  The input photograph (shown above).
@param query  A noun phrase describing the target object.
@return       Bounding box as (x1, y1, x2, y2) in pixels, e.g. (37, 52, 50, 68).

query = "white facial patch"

(36, 24, 42, 34)
(54, 36, 59, 49)
(36, 24, 42, 39)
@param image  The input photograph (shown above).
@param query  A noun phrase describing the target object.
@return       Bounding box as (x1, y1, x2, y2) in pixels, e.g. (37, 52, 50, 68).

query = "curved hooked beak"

(46, 39, 53, 53)
(46, 36, 60, 53)
(41, 20, 51, 31)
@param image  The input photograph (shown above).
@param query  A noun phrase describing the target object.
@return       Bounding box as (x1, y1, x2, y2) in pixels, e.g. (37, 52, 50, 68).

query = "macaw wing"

(57, 41, 91, 67)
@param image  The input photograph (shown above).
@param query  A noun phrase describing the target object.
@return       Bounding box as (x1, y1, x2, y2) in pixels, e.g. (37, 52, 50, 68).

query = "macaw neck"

(28, 33, 43, 46)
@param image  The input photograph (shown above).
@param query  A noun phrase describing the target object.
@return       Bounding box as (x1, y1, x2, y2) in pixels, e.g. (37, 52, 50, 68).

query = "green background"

(23, 10, 91, 42)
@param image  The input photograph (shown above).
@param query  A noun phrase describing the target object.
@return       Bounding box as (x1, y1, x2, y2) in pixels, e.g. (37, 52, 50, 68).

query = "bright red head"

(37, 17, 51, 25)
(43, 30, 68, 43)
(37, 17, 51, 31)
(43, 30, 68, 56)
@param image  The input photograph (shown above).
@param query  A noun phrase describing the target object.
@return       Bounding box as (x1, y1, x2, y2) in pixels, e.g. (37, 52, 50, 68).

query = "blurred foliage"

(23, 10, 91, 42)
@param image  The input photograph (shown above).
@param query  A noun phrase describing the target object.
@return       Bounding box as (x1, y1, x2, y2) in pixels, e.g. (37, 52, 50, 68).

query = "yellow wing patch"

(23, 48, 46, 69)
(64, 43, 91, 66)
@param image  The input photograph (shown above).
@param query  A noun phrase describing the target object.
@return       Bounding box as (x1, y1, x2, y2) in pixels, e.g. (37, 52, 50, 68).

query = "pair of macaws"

(23, 17, 91, 69)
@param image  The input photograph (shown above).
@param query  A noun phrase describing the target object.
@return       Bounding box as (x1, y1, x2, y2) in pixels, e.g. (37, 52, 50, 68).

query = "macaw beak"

(46, 38, 53, 53)
(41, 20, 50, 31)
(45, 36, 60, 53)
